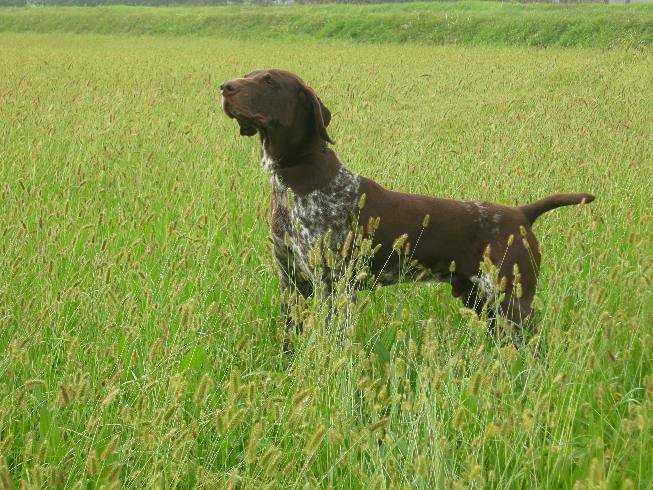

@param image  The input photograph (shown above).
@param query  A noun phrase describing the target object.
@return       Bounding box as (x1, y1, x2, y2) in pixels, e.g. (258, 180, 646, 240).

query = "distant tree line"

(2, 0, 267, 5)
(0, 0, 405, 6)
(0, 0, 622, 7)
(3, 0, 290, 6)
(1, 0, 395, 6)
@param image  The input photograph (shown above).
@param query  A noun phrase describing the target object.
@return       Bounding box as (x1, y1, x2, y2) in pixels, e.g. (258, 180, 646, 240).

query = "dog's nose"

(220, 82, 236, 95)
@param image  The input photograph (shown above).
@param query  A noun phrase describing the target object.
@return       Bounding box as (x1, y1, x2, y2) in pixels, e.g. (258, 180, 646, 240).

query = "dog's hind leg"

(499, 295, 535, 347)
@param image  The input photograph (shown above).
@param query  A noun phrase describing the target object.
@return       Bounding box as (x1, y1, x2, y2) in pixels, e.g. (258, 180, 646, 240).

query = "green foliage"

(0, 1, 652, 47)
(0, 24, 651, 488)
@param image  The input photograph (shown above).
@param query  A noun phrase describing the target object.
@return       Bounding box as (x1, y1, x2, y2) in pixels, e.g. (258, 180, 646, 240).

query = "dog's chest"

(270, 166, 361, 276)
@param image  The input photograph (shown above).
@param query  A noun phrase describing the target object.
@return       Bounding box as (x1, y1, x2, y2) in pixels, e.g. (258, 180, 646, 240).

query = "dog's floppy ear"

(299, 83, 334, 144)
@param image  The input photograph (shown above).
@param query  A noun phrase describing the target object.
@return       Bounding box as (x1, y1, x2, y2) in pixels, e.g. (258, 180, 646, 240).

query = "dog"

(220, 69, 595, 346)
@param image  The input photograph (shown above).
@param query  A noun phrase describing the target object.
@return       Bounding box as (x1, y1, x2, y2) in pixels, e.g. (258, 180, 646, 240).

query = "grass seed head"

(24, 379, 45, 389)
(225, 471, 239, 490)
(453, 408, 465, 429)
(292, 389, 312, 412)
(100, 435, 119, 462)
(357, 192, 367, 209)
(101, 386, 119, 407)
(484, 422, 500, 439)
(341, 230, 353, 258)
(303, 424, 326, 455)
(260, 445, 281, 473)
(369, 417, 388, 433)
(468, 372, 481, 396)
(355, 270, 368, 283)
(422, 213, 430, 228)
(392, 234, 408, 252)
(193, 373, 214, 405)
(58, 383, 72, 406)
(245, 422, 263, 461)
(160, 404, 177, 424)
(512, 262, 521, 278)
(367, 216, 380, 234)
(514, 282, 523, 298)
(0, 461, 11, 490)
(85, 448, 98, 475)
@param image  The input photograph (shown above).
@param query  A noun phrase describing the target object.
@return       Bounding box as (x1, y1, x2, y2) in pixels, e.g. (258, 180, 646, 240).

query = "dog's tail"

(519, 193, 595, 225)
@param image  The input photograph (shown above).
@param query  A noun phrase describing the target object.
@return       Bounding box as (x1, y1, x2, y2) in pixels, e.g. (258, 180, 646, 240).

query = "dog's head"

(220, 69, 333, 144)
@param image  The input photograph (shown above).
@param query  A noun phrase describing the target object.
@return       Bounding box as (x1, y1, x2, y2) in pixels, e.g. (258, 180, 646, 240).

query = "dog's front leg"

(281, 280, 314, 355)
(275, 250, 314, 355)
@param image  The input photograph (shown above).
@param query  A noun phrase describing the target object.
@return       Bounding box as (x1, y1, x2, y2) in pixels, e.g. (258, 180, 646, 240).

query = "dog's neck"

(260, 127, 322, 166)
(261, 134, 343, 195)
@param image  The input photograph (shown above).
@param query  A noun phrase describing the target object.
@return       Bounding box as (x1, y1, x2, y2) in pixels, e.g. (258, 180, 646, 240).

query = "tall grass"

(0, 1, 652, 47)
(0, 31, 651, 487)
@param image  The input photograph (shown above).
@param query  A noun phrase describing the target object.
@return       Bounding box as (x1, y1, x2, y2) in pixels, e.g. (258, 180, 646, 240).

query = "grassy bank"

(0, 30, 651, 487)
(0, 1, 652, 47)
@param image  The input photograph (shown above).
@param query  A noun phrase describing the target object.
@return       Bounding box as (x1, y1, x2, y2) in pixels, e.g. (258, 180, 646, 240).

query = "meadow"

(0, 6, 652, 488)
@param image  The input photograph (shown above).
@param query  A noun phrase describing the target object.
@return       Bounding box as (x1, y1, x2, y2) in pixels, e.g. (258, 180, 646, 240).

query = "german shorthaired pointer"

(220, 69, 595, 345)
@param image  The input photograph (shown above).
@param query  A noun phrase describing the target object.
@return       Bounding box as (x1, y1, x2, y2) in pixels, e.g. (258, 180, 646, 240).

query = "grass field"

(0, 1, 652, 47)
(0, 8, 652, 489)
